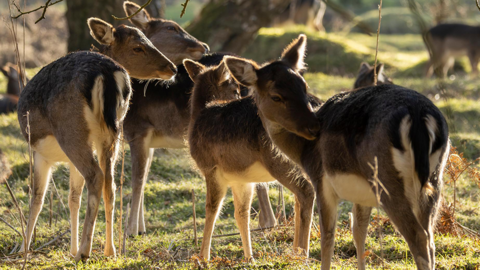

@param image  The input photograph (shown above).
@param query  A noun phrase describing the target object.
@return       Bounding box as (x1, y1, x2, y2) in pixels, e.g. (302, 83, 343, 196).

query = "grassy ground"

(1, 28, 480, 269)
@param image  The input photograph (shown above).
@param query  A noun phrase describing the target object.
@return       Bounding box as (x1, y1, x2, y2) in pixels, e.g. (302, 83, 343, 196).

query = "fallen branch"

(34, 229, 70, 251)
(0, 217, 22, 238)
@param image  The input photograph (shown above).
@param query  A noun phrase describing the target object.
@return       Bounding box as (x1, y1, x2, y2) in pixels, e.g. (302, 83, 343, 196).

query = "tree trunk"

(186, 0, 291, 54)
(66, 0, 124, 52)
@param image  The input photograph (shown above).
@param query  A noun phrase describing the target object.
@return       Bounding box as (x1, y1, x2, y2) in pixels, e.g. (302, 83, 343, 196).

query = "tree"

(186, 0, 291, 54)
(65, 0, 124, 52)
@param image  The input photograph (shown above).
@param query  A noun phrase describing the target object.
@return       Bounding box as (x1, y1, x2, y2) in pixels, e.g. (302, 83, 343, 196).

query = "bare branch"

(0, 217, 22, 238)
(373, 0, 383, 86)
(112, 0, 152, 20)
(180, 0, 190, 18)
(11, 0, 64, 24)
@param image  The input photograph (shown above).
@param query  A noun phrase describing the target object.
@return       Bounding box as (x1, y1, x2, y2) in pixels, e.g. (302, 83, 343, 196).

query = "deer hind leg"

(68, 164, 85, 256)
(352, 204, 372, 270)
(200, 170, 228, 260)
(255, 183, 277, 228)
(231, 182, 255, 260)
(97, 137, 120, 257)
(382, 195, 432, 270)
(20, 152, 52, 253)
(127, 138, 152, 236)
(139, 148, 154, 235)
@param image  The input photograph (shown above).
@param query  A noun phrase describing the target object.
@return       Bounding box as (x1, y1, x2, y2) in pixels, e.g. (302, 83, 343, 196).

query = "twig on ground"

(122, 203, 130, 256)
(34, 229, 70, 251)
(113, 0, 152, 20)
(373, 0, 383, 86)
(118, 126, 125, 255)
(180, 0, 190, 18)
(0, 217, 22, 238)
(192, 189, 198, 247)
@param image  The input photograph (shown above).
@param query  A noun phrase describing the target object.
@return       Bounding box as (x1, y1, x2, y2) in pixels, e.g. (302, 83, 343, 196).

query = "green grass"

(1, 30, 480, 269)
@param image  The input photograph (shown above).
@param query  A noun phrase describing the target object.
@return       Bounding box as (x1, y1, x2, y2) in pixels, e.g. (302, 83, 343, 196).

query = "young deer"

(121, 2, 276, 236)
(185, 45, 320, 260)
(0, 63, 27, 114)
(17, 18, 176, 262)
(225, 34, 449, 269)
(353, 62, 392, 89)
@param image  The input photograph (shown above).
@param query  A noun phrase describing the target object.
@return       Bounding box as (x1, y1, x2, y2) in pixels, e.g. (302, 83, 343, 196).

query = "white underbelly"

(149, 135, 185, 149)
(34, 135, 70, 163)
(216, 162, 276, 184)
(324, 173, 378, 207)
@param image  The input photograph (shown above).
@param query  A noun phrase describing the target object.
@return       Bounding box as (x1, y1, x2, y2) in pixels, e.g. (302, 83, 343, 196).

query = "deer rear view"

(0, 63, 28, 114)
(186, 37, 320, 260)
(225, 34, 449, 269)
(17, 18, 175, 262)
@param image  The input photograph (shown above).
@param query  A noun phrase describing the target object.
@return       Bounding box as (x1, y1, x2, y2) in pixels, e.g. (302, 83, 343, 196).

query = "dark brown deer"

(353, 62, 392, 89)
(425, 23, 480, 78)
(185, 41, 321, 260)
(0, 63, 28, 114)
(225, 34, 449, 269)
(121, 2, 277, 236)
(17, 17, 176, 262)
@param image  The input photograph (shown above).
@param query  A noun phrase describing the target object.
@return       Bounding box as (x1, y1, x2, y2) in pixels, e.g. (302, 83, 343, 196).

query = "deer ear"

(224, 56, 258, 87)
(215, 61, 230, 85)
(88, 18, 115, 45)
(183, 59, 206, 81)
(281, 34, 307, 72)
(0, 66, 9, 77)
(359, 62, 370, 73)
(123, 1, 151, 30)
(375, 63, 385, 75)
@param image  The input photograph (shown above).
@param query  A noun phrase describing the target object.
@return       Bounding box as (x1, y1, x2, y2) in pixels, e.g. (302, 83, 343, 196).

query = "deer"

(17, 17, 176, 262)
(425, 23, 480, 78)
(121, 1, 277, 236)
(224, 34, 449, 269)
(184, 41, 322, 260)
(353, 62, 392, 89)
(0, 63, 28, 114)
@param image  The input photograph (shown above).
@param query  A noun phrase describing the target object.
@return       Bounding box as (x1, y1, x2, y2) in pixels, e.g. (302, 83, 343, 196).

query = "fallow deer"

(0, 63, 27, 114)
(185, 43, 321, 260)
(121, 1, 277, 236)
(353, 62, 392, 89)
(17, 17, 176, 262)
(225, 34, 449, 269)
(425, 23, 480, 78)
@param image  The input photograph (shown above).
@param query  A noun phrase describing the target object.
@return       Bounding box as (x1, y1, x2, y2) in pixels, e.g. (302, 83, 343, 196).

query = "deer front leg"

(200, 171, 227, 260)
(231, 183, 255, 260)
(127, 140, 152, 236)
(255, 184, 277, 228)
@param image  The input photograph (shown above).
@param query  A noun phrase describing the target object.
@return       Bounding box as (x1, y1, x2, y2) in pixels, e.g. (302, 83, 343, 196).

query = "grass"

(1, 29, 480, 269)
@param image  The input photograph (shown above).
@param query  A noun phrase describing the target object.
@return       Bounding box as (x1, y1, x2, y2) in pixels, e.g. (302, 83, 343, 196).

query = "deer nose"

(202, 43, 210, 54)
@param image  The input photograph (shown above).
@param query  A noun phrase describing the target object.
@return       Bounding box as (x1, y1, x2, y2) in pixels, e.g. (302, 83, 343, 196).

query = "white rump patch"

(113, 71, 131, 122)
(34, 135, 69, 163)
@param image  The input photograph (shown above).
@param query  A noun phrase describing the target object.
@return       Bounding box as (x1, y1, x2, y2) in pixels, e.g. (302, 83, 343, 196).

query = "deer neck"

(258, 111, 306, 165)
(190, 83, 213, 121)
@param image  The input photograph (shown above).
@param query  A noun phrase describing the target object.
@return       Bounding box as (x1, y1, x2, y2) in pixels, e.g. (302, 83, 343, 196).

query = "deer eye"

(167, 26, 176, 31)
(271, 95, 282, 102)
(133, 47, 144, 53)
